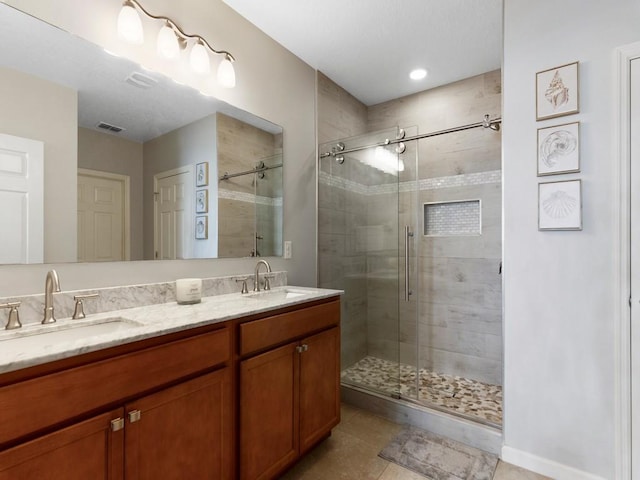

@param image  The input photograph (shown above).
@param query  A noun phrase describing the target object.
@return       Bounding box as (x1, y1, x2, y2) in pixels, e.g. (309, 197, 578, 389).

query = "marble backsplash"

(0, 271, 287, 327)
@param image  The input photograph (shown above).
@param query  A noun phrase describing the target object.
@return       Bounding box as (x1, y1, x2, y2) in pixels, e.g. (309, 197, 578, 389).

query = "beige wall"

(78, 127, 144, 260)
(0, 67, 77, 263)
(1, 0, 316, 295)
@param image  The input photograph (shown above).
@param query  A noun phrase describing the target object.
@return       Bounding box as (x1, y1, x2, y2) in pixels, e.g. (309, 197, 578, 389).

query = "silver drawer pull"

(111, 418, 125, 432)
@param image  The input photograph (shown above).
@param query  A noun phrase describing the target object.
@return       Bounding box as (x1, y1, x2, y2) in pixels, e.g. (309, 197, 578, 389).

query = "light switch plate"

(284, 241, 292, 259)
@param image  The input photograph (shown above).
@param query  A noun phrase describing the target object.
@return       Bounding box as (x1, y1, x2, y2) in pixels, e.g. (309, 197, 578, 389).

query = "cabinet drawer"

(0, 326, 229, 447)
(239, 300, 339, 356)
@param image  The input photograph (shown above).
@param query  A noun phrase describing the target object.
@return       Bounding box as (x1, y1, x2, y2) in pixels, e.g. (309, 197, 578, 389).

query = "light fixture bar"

(122, 0, 235, 61)
(122, 0, 235, 71)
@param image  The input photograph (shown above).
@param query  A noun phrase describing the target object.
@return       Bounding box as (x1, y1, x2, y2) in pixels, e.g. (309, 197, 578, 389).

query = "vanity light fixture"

(217, 54, 236, 88)
(117, 1, 144, 44)
(156, 22, 181, 59)
(117, 0, 236, 87)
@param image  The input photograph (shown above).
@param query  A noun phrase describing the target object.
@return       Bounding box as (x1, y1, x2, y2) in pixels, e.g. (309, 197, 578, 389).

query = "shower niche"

(423, 199, 481, 236)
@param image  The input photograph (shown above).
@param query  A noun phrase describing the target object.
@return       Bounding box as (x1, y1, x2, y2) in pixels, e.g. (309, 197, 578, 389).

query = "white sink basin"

(0, 317, 143, 350)
(246, 288, 310, 300)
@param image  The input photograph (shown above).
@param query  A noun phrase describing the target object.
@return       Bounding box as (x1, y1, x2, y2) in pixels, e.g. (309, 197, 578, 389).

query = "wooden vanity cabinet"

(238, 300, 341, 480)
(0, 326, 232, 480)
(0, 408, 125, 480)
(0, 295, 341, 480)
(124, 368, 232, 480)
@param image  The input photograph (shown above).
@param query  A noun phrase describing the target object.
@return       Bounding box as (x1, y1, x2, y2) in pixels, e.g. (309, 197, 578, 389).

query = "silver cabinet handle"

(128, 410, 141, 423)
(110, 418, 125, 432)
(404, 226, 414, 302)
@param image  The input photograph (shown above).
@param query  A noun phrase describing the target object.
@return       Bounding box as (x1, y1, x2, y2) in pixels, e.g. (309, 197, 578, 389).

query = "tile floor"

(280, 403, 550, 480)
(341, 356, 503, 426)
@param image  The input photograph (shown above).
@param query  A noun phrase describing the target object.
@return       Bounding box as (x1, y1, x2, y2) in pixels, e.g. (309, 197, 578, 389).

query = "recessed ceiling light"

(409, 68, 428, 80)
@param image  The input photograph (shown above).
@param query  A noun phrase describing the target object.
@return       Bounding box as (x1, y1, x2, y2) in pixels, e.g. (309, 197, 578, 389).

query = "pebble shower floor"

(341, 356, 502, 427)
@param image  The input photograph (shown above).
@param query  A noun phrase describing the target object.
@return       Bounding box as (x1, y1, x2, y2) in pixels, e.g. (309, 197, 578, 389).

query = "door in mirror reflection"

(0, 133, 43, 264)
(77, 169, 129, 262)
(154, 168, 192, 260)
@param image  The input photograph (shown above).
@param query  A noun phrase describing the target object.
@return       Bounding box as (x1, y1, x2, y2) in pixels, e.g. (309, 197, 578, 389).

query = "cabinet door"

(0, 408, 124, 480)
(124, 369, 232, 480)
(299, 327, 341, 453)
(240, 342, 299, 480)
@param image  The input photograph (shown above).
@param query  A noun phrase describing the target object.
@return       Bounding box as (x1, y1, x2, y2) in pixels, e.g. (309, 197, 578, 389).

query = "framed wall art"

(195, 215, 208, 239)
(196, 162, 209, 187)
(536, 61, 579, 121)
(196, 189, 208, 213)
(538, 179, 582, 231)
(537, 121, 580, 176)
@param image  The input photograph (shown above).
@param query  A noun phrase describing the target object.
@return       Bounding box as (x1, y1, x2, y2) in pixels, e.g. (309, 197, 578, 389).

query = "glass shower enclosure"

(318, 124, 502, 428)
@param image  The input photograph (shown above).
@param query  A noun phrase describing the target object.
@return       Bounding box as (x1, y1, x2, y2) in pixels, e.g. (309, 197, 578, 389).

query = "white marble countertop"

(0, 286, 342, 375)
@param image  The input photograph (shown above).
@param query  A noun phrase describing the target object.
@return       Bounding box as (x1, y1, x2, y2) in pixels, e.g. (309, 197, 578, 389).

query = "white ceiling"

(222, 0, 503, 106)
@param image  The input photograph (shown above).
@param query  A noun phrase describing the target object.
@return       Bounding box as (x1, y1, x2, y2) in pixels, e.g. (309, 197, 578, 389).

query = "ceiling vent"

(96, 121, 124, 133)
(125, 71, 158, 89)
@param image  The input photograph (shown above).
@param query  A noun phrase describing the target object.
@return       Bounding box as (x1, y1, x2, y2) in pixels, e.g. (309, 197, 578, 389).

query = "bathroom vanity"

(0, 287, 341, 480)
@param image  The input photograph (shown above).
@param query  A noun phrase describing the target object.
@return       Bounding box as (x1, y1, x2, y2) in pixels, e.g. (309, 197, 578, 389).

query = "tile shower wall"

(217, 113, 283, 257)
(368, 70, 502, 385)
(317, 72, 369, 369)
(318, 70, 501, 385)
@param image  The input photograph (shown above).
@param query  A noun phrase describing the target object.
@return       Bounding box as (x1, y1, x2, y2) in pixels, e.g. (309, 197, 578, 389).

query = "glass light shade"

(190, 42, 210, 74)
(117, 4, 143, 45)
(217, 58, 236, 88)
(157, 24, 180, 59)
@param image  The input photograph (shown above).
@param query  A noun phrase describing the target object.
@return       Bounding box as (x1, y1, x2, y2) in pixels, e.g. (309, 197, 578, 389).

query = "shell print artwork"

(540, 130, 577, 168)
(542, 190, 577, 218)
(545, 70, 570, 109)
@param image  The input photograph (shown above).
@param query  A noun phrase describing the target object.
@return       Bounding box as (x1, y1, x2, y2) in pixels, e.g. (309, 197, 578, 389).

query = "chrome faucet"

(253, 259, 272, 292)
(42, 270, 61, 324)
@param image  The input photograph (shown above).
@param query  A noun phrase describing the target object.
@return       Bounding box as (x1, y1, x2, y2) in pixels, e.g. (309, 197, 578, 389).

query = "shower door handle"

(404, 226, 414, 302)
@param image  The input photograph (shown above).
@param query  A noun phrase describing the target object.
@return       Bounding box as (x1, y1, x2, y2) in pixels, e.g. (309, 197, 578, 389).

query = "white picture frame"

(538, 179, 582, 231)
(195, 162, 209, 187)
(536, 61, 579, 121)
(537, 121, 580, 176)
(195, 215, 208, 239)
(195, 189, 208, 213)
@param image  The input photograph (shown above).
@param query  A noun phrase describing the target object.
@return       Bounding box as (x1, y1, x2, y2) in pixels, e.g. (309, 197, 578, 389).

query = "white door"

(632, 57, 640, 479)
(77, 169, 129, 262)
(154, 167, 192, 260)
(0, 133, 43, 264)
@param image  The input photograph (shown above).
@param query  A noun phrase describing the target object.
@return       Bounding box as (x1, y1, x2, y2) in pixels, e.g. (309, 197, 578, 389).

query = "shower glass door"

(254, 155, 283, 257)
(318, 127, 418, 400)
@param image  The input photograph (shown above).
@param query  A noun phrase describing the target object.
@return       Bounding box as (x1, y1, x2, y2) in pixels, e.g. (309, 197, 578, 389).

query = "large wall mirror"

(0, 3, 283, 265)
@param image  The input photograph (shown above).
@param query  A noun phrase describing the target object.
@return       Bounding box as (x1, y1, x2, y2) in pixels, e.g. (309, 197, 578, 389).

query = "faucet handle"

(263, 274, 275, 291)
(235, 277, 251, 294)
(0, 302, 21, 330)
(72, 293, 99, 319)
